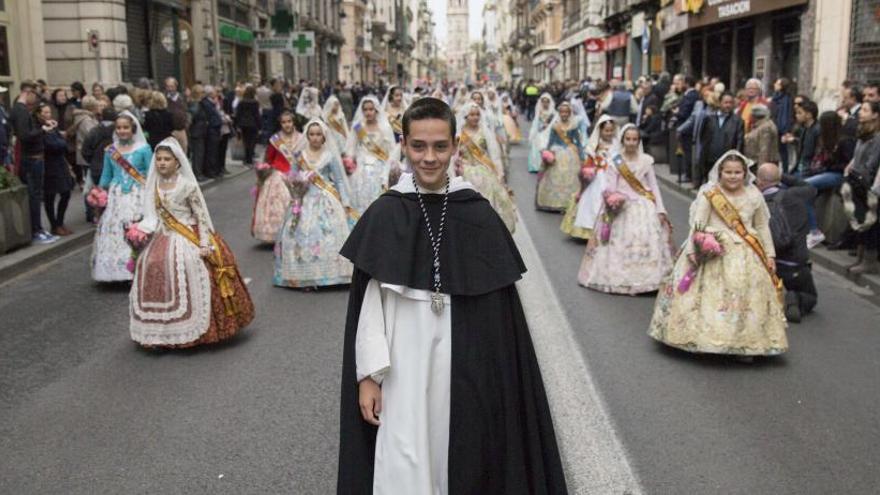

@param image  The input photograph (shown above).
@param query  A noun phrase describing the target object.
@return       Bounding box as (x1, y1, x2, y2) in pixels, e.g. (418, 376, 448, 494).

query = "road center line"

(513, 216, 643, 494)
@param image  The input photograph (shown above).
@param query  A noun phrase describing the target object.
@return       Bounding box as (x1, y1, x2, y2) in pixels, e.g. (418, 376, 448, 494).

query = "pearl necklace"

(412, 174, 449, 315)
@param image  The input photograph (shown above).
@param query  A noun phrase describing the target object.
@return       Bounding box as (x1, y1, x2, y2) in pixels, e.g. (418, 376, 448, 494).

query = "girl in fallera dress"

(578, 124, 675, 294)
(536, 101, 588, 212)
(295, 86, 323, 122)
(322, 95, 349, 154)
(252, 111, 300, 243)
(91, 111, 153, 282)
(455, 102, 518, 232)
(346, 95, 399, 215)
(569, 115, 620, 239)
(382, 85, 409, 143)
(129, 138, 254, 348)
(501, 93, 523, 144)
(528, 93, 558, 173)
(649, 151, 788, 358)
(273, 119, 354, 289)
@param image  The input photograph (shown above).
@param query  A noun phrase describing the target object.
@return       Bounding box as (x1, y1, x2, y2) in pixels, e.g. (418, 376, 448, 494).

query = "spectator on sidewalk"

(164, 77, 189, 153)
(737, 78, 770, 133)
(756, 163, 818, 323)
(69, 95, 101, 219)
(864, 81, 879, 104)
(11, 81, 58, 244)
(234, 85, 261, 166)
(678, 84, 713, 182)
(37, 102, 74, 237)
(771, 78, 795, 172)
(842, 100, 880, 275)
(802, 111, 856, 248)
(80, 107, 117, 196)
(785, 100, 820, 176)
(744, 104, 780, 165)
(143, 91, 174, 150)
(0, 86, 10, 166)
(696, 92, 744, 187)
(841, 84, 862, 138)
(601, 80, 638, 128)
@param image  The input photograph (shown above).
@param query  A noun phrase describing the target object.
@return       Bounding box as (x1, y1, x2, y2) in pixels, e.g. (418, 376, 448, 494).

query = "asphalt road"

(1, 134, 879, 494)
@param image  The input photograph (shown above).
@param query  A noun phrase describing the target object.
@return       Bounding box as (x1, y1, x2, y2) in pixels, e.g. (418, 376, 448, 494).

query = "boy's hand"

(358, 377, 382, 426)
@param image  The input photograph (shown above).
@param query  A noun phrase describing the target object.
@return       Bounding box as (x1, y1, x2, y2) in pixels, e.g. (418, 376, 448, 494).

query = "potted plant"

(0, 166, 31, 253)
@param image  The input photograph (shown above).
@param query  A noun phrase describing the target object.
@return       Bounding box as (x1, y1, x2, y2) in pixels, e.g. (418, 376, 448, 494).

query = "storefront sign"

(255, 37, 292, 52)
(584, 38, 605, 52)
(658, 4, 690, 41)
(291, 31, 315, 57)
(631, 12, 646, 38)
(219, 23, 254, 44)
(605, 33, 628, 51)
(687, 0, 808, 29)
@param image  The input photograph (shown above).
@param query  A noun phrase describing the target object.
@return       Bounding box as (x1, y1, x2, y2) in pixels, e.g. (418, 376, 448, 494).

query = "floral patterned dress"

(130, 182, 254, 347)
(252, 133, 297, 242)
(649, 186, 788, 355)
(348, 128, 395, 215)
(457, 129, 518, 233)
(273, 150, 353, 288)
(578, 153, 674, 294)
(91, 145, 152, 282)
(536, 123, 584, 211)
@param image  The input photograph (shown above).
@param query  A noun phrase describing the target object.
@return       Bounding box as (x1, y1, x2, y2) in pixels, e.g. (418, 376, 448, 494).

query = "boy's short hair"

(402, 97, 456, 139)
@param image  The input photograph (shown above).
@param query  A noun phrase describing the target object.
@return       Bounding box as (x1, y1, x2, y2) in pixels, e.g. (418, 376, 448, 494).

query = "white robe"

(354, 172, 474, 495)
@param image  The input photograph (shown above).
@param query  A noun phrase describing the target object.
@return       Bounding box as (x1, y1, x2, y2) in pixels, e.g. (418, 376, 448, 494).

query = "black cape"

(337, 189, 568, 494)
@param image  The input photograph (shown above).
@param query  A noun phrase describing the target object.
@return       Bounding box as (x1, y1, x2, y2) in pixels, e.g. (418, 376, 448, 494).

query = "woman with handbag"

(234, 85, 261, 166)
(841, 101, 880, 274)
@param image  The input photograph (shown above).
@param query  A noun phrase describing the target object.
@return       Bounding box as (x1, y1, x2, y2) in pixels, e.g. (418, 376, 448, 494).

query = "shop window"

(0, 25, 8, 77)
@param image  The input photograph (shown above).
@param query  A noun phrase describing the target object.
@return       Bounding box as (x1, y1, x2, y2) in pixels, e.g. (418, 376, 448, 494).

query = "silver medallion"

(431, 292, 445, 315)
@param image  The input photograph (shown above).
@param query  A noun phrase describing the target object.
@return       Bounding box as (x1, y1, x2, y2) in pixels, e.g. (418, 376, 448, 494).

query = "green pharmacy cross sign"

(291, 32, 315, 56)
(271, 9, 295, 34)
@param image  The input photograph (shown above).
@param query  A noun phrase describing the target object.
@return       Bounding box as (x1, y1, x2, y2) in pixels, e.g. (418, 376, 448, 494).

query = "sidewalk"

(654, 163, 880, 301)
(0, 159, 254, 285)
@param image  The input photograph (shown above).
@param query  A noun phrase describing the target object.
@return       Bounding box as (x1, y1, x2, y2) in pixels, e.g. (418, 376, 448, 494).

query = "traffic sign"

(87, 30, 99, 52)
(545, 56, 560, 71)
(584, 37, 604, 53)
(291, 31, 315, 57)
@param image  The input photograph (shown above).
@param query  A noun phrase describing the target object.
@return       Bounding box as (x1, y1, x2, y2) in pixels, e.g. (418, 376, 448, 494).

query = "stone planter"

(0, 184, 31, 253)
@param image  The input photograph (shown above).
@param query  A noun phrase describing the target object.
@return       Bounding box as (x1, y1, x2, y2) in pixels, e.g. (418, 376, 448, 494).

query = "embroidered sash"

(459, 132, 498, 175)
(154, 190, 240, 315)
(107, 145, 146, 185)
(327, 118, 348, 139)
(704, 187, 784, 300)
(354, 123, 390, 162)
(269, 132, 300, 170)
(553, 123, 581, 161)
(295, 153, 360, 221)
(387, 113, 403, 136)
(615, 156, 656, 203)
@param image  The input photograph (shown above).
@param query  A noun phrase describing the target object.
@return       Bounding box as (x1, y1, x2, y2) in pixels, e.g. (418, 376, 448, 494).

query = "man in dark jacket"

(757, 163, 818, 322)
(697, 92, 744, 187)
(675, 76, 700, 181)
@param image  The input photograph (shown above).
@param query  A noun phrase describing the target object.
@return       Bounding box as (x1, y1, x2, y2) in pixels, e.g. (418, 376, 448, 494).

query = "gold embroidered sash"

(615, 157, 656, 203)
(295, 153, 360, 221)
(459, 132, 498, 175)
(269, 132, 300, 169)
(704, 187, 784, 300)
(154, 190, 240, 315)
(553, 123, 581, 161)
(108, 145, 146, 185)
(354, 123, 390, 162)
(388, 113, 403, 136)
(327, 118, 348, 138)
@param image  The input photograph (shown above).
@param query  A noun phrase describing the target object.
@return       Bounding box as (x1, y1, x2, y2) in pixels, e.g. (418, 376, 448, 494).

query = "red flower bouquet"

(86, 187, 108, 209)
(541, 150, 555, 165)
(342, 156, 357, 175)
(677, 227, 725, 293)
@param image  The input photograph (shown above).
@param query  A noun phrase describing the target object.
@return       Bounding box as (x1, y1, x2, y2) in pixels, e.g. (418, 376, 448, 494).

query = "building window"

(848, 0, 880, 84)
(0, 25, 9, 77)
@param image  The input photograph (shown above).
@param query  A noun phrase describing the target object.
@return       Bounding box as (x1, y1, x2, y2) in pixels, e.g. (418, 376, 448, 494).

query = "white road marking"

(513, 217, 643, 494)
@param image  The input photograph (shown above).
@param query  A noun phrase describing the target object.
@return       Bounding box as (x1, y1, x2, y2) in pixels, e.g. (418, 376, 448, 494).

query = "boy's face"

(402, 118, 457, 190)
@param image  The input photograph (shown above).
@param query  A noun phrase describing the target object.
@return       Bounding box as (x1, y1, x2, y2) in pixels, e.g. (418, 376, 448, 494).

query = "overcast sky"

(428, 0, 485, 45)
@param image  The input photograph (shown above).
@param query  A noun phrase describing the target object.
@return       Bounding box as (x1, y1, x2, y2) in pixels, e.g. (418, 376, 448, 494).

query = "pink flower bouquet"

(286, 169, 314, 199)
(124, 222, 150, 248)
(86, 187, 108, 209)
(580, 165, 597, 182)
(599, 191, 627, 243)
(541, 150, 555, 165)
(342, 156, 357, 175)
(254, 162, 273, 183)
(677, 227, 725, 293)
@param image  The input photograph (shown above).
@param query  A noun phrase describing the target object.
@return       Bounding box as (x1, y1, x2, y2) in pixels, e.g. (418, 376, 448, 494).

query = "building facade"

(530, 0, 563, 83)
(447, 0, 469, 83)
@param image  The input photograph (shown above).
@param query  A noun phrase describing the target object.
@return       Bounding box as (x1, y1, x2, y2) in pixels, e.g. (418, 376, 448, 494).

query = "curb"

(654, 165, 880, 302)
(0, 165, 253, 285)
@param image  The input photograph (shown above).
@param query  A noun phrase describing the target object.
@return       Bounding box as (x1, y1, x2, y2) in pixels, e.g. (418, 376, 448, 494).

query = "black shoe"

(785, 302, 802, 323)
